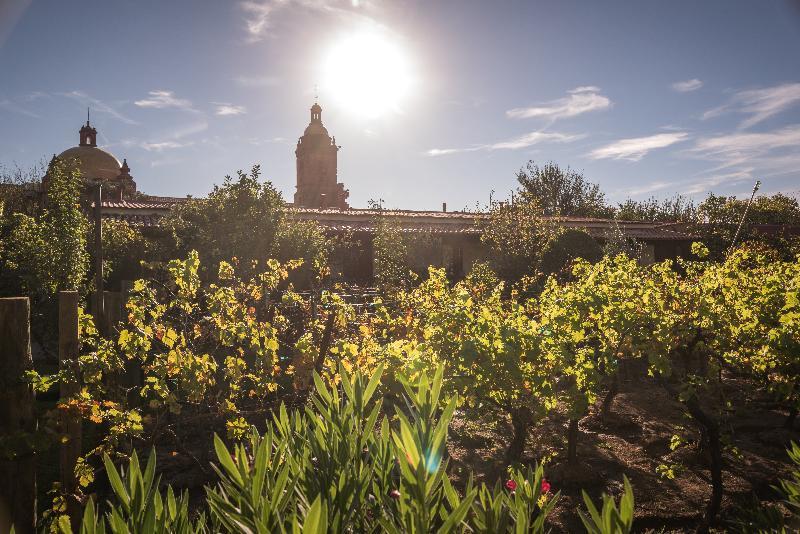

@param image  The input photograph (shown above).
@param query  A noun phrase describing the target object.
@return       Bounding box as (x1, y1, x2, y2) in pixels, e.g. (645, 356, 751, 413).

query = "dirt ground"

(447, 371, 799, 532)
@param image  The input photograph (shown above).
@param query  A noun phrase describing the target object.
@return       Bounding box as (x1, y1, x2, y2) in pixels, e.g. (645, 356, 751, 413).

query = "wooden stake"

(0, 297, 36, 534)
(93, 184, 104, 335)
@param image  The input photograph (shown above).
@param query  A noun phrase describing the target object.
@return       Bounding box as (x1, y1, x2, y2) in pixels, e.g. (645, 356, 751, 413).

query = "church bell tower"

(294, 102, 349, 209)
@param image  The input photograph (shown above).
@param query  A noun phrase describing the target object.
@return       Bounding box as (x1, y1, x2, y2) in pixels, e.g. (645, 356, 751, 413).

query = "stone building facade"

(293, 103, 349, 209)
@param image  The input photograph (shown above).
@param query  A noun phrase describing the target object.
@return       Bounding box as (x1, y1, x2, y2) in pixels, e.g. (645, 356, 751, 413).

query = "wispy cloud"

(686, 125, 800, 191)
(140, 141, 194, 152)
(672, 79, 703, 92)
(589, 132, 689, 161)
(22, 91, 50, 102)
(247, 136, 287, 145)
(0, 98, 40, 118)
(702, 82, 800, 129)
(427, 131, 583, 156)
(684, 170, 753, 195)
(135, 90, 194, 111)
(213, 103, 247, 116)
(120, 119, 209, 153)
(692, 125, 800, 159)
(240, 0, 374, 41)
(506, 86, 611, 121)
(623, 181, 673, 196)
(60, 90, 138, 124)
(234, 75, 280, 87)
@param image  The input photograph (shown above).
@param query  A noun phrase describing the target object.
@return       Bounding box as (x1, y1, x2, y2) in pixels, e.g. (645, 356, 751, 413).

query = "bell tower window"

(79, 109, 98, 147)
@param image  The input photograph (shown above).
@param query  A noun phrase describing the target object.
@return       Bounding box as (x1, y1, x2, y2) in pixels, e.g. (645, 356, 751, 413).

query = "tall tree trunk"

(567, 418, 579, 464)
(313, 311, 336, 376)
(505, 407, 532, 463)
(683, 395, 723, 531)
(601, 374, 619, 418)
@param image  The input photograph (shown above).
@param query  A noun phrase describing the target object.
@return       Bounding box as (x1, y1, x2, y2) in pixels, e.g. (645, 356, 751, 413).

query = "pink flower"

(389, 489, 401, 500)
(505, 479, 517, 491)
(541, 478, 551, 494)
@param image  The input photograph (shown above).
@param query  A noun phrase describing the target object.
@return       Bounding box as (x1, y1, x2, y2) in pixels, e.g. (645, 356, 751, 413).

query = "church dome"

(303, 122, 330, 137)
(57, 145, 122, 181)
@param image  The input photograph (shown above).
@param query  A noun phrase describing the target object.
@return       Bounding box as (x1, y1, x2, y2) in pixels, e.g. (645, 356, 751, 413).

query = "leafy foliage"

(695, 192, 800, 259)
(162, 165, 328, 283)
(4, 157, 89, 297)
(480, 196, 558, 285)
(101, 219, 150, 289)
(516, 161, 613, 218)
(578, 476, 635, 534)
(615, 195, 697, 223)
(56, 367, 560, 533)
(539, 228, 603, 280)
(372, 212, 411, 291)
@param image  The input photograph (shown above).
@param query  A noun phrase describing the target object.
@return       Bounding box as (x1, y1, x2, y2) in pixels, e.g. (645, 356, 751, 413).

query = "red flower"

(505, 479, 517, 491)
(389, 489, 401, 500)
(541, 478, 551, 494)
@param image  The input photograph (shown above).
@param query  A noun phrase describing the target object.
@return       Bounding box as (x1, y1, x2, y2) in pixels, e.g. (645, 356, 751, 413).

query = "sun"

(321, 29, 415, 120)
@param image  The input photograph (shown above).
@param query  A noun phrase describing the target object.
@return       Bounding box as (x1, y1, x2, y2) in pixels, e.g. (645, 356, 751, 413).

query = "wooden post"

(0, 297, 36, 534)
(58, 291, 81, 526)
(93, 184, 104, 334)
(103, 291, 121, 337)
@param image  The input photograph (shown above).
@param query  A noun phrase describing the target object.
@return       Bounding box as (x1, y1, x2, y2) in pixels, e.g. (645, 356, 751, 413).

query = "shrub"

(539, 228, 603, 280)
(101, 218, 150, 289)
(5, 158, 89, 297)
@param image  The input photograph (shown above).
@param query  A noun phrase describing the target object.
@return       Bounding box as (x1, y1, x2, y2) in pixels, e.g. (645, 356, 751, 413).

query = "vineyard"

(0, 240, 796, 533)
(1, 162, 799, 533)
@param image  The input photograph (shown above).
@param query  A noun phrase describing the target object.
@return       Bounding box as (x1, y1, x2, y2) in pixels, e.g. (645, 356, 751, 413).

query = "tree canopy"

(516, 161, 612, 218)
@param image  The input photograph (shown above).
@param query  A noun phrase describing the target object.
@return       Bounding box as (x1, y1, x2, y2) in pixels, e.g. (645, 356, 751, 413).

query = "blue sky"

(1, 0, 799, 210)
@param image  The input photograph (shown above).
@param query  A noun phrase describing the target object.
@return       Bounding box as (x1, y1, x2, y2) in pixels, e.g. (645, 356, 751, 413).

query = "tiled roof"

(288, 207, 694, 240)
(99, 203, 694, 240)
(102, 212, 165, 227)
(288, 207, 485, 235)
(98, 196, 186, 210)
(99, 201, 174, 209)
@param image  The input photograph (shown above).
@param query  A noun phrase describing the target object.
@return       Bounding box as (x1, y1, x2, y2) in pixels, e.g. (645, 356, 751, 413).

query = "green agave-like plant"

(578, 475, 635, 534)
(54, 450, 203, 534)
(56, 366, 574, 533)
(469, 464, 559, 534)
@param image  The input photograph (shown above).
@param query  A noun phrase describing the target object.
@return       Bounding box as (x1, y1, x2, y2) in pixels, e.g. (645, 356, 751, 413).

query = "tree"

(163, 166, 283, 274)
(383, 266, 558, 461)
(539, 229, 603, 281)
(615, 195, 697, 223)
(162, 165, 328, 284)
(698, 192, 800, 226)
(516, 161, 612, 218)
(696, 192, 800, 258)
(4, 158, 89, 297)
(372, 213, 411, 291)
(0, 160, 45, 219)
(600, 220, 645, 261)
(101, 218, 150, 289)
(480, 196, 558, 286)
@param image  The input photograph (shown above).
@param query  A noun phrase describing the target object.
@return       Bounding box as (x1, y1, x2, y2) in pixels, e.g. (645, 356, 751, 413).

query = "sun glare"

(321, 29, 415, 120)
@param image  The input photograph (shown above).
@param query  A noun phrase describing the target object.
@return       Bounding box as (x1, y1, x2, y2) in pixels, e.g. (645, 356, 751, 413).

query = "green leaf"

(302, 496, 328, 534)
(213, 434, 243, 486)
(103, 454, 131, 512)
(363, 363, 385, 405)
